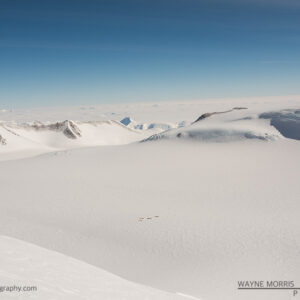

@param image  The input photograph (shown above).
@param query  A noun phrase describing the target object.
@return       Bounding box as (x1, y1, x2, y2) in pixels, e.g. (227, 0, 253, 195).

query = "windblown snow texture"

(0, 97, 300, 300)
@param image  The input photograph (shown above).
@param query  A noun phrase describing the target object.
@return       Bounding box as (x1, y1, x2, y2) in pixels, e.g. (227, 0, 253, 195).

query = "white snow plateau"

(0, 95, 300, 300)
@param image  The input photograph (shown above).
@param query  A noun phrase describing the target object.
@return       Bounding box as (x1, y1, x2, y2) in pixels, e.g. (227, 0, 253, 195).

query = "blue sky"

(0, 0, 300, 107)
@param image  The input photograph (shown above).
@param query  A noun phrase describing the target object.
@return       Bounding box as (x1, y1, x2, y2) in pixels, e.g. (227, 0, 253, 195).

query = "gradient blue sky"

(1, 0, 300, 107)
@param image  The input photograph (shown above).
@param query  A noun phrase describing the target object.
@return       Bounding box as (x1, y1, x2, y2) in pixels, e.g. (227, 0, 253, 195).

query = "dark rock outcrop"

(0, 134, 7, 145)
(193, 107, 248, 123)
(32, 120, 82, 139)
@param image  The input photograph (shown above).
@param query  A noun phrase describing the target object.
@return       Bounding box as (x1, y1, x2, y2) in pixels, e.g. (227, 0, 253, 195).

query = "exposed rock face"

(59, 120, 82, 139)
(193, 107, 248, 123)
(193, 112, 217, 122)
(233, 107, 247, 110)
(0, 134, 7, 145)
(32, 120, 82, 139)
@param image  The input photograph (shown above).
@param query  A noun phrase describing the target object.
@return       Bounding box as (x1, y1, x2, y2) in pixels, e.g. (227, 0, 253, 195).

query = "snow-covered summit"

(0, 120, 147, 160)
(143, 107, 300, 143)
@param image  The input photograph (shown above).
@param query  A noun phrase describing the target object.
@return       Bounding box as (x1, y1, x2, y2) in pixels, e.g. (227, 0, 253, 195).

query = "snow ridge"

(192, 107, 247, 123)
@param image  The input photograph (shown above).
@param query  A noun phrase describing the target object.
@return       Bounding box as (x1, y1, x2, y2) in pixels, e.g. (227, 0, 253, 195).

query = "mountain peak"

(120, 117, 135, 126)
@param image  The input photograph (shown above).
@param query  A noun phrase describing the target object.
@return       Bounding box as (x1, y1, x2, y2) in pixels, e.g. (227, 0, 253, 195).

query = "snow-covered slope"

(1, 139, 300, 300)
(259, 109, 300, 140)
(143, 107, 287, 142)
(0, 236, 193, 300)
(1, 97, 300, 161)
(0, 97, 300, 300)
(1, 96, 300, 161)
(0, 120, 146, 160)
